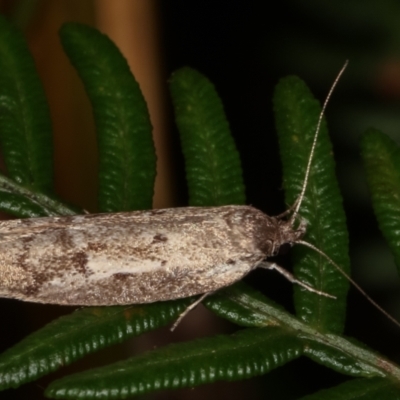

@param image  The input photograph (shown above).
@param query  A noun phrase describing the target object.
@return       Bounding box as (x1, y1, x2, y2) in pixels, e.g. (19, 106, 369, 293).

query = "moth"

(0, 205, 309, 306)
(0, 61, 397, 329)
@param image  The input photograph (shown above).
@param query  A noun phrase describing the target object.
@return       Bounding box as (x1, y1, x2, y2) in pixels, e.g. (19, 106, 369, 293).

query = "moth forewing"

(273, 75, 350, 333)
(0, 206, 272, 306)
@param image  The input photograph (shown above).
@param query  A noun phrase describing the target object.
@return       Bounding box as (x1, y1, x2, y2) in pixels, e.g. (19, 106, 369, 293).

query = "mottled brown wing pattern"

(0, 206, 273, 305)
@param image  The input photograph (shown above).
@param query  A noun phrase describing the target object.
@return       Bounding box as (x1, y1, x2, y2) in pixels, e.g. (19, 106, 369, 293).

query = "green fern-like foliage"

(0, 17, 398, 400)
(361, 129, 400, 274)
(273, 76, 350, 334)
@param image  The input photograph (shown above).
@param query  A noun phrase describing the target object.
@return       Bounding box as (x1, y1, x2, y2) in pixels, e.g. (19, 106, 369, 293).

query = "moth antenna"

(288, 62, 400, 329)
(289, 60, 349, 226)
(297, 239, 400, 329)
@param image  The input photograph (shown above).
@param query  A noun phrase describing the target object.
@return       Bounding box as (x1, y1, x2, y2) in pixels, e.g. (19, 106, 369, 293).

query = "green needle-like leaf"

(205, 281, 287, 327)
(273, 76, 350, 334)
(0, 300, 191, 390)
(45, 327, 303, 399)
(169, 66, 249, 325)
(60, 23, 156, 212)
(0, 191, 50, 217)
(303, 338, 384, 378)
(169, 67, 245, 206)
(361, 129, 400, 274)
(299, 377, 400, 400)
(0, 15, 53, 193)
(0, 173, 77, 216)
(207, 282, 396, 381)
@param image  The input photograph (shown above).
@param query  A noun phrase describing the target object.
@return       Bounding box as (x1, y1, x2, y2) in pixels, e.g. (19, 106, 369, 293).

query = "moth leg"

(260, 262, 336, 299)
(170, 292, 213, 332)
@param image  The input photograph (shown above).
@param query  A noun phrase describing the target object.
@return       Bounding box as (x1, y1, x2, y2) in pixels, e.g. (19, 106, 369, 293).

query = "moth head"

(277, 217, 307, 249)
(252, 214, 306, 257)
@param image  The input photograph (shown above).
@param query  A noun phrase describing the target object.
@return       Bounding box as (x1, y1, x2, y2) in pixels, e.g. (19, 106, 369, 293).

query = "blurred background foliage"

(1, 0, 400, 399)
